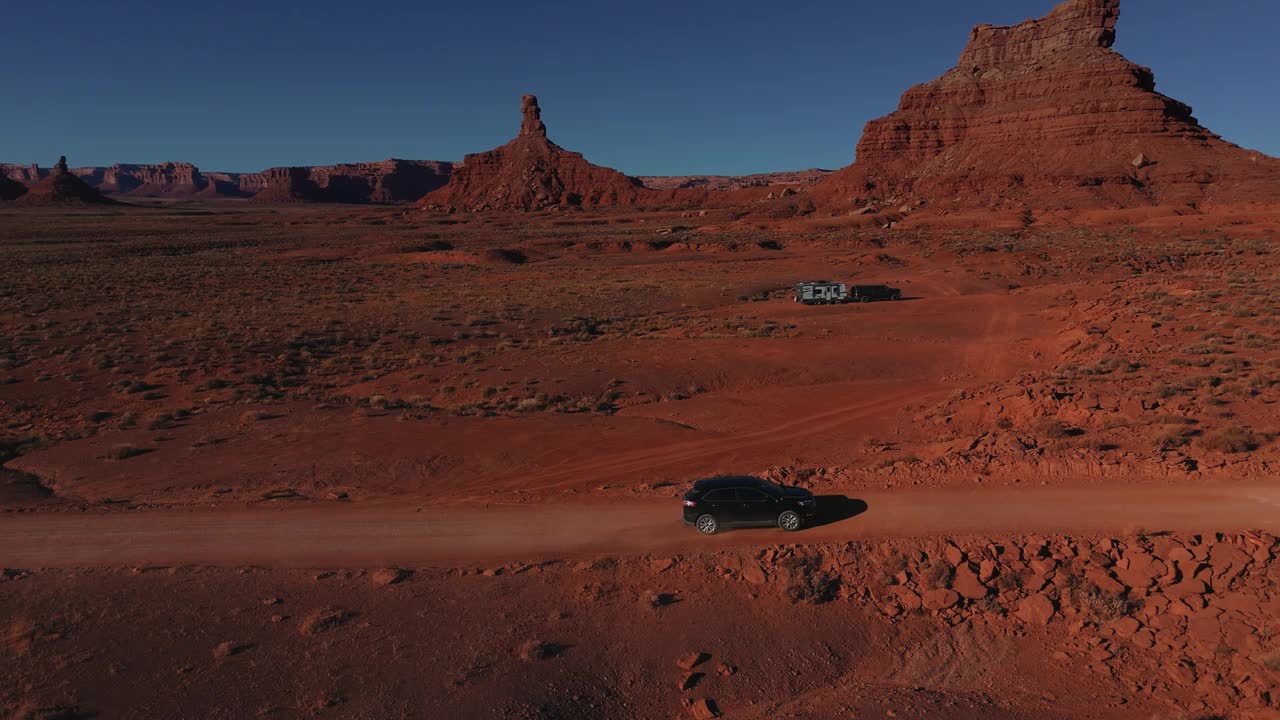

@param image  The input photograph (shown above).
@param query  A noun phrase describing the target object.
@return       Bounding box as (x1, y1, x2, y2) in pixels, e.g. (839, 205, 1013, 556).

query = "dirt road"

(4, 484, 1279, 568)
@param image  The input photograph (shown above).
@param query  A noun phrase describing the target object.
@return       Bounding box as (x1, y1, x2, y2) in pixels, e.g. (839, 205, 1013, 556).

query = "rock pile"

(718, 530, 1280, 715)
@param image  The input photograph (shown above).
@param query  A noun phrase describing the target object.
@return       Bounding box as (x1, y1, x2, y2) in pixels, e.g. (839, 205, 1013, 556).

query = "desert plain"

(6, 0, 1280, 718)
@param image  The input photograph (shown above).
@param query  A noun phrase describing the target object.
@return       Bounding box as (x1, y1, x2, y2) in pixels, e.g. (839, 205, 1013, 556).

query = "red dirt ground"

(3, 200, 1280, 718)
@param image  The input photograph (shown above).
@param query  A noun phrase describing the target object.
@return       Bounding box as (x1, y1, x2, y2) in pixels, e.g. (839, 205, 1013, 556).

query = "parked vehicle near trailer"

(794, 281, 848, 305)
(849, 284, 902, 302)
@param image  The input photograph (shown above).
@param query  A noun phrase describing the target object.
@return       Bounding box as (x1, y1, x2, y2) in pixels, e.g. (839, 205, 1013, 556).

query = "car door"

(700, 488, 738, 524)
(735, 487, 776, 525)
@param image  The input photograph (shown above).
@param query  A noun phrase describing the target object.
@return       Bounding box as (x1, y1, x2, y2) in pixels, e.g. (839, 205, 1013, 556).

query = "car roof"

(692, 475, 762, 490)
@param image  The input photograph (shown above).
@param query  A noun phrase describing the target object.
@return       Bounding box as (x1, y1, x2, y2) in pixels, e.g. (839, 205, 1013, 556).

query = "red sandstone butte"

(813, 0, 1280, 211)
(419, 94, 656, 211)
(13, 156, 116, 206)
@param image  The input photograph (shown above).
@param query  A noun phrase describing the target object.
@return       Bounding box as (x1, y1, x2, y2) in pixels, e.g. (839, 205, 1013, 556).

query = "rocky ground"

(5, 530, 1280, 718)
(2, 201, 1280, 718)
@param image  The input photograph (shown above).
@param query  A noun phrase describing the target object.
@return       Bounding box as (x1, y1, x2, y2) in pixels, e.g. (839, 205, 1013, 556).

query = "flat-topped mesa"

(811, 0, 1280, 211)
(520, 95, 547, 138)
(959, 0, 1119, 68)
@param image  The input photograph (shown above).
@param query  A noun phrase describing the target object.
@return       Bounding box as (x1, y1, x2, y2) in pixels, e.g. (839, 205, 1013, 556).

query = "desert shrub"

(1198, 426, 1261, 453)
(517, 395, 549, 412)
(0, 435, 43, 464)
(1070, 579, 1139, 621)
(107, 444, 148, 460)
(146, 413, 175, 431)
(485, 248, 527, 264)
(1029, 417, 1081, 438)
(397, 239, 452, 253)
(1155, 427, 1195, 450)
(995, 570, 1024, 593)
(921, 560, 953, 590)
(777, 556, 839, 604)
(1185, 344, 1220, 356)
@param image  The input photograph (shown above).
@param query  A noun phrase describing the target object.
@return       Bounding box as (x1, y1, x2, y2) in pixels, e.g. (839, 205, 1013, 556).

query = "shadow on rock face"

(808, 495, 869, 529)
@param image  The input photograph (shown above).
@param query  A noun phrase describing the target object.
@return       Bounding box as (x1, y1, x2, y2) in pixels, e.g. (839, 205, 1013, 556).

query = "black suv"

(682, 476, 817, 534)
(849, 284, 902, 303)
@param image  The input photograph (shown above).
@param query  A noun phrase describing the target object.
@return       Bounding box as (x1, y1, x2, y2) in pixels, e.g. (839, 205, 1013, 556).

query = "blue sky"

(2, 0, 1276, 175)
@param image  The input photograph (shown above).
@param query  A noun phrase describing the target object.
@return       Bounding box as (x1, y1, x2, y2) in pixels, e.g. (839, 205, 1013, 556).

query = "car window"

(736, 488, 769, 502)
(754, 479, 783, 495)
(702, 489, 734, 502)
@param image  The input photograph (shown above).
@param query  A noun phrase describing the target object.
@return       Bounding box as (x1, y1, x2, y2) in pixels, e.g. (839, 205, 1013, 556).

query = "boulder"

(952, 565, 990, 599)
(1085, 567, 1126, 595)
(890, 586, 922, 611)
(676, 651, 709, 670)
(741, 563, 767, 585)
(371, 567, 412, 587)
(688, 698, 721, 719)
(1017, 593, 1057, 625)
(923, 588, 960, 611)
(1165, 578, 1210, 598)
(1114, 550, 1166, 590)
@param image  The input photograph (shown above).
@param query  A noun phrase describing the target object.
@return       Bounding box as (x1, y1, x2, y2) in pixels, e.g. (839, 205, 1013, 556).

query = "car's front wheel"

(778, 510, 802, 532)
(695, 514, 719, 535)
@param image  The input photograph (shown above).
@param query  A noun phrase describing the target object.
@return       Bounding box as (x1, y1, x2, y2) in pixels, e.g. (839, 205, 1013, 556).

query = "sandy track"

(4, 484, 1279, 568)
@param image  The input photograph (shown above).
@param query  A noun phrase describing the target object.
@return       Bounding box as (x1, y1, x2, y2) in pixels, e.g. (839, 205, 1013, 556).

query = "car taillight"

(682, 500, 697, 507)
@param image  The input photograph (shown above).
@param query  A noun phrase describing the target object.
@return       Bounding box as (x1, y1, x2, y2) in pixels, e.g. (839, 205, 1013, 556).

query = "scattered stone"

(677, 651, 709, 670)
(688, 697, 721, 719)
(300, 608, 356, 636)
(371, 567, 412, 587)
(213, 641, 253, 658)
(741, 563, 767, 585)
(518, 640, 563, 662)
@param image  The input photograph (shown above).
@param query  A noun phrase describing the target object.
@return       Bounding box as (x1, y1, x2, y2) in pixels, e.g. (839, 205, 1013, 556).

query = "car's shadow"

(806, 495, 869, 529)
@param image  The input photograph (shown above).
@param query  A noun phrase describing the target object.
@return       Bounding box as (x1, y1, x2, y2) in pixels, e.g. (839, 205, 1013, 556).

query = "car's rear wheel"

(778, 510, 801, 532)
(860, 296, 870, 303)
(695, 514, 719, 535)
(891, 293, 902, 301)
